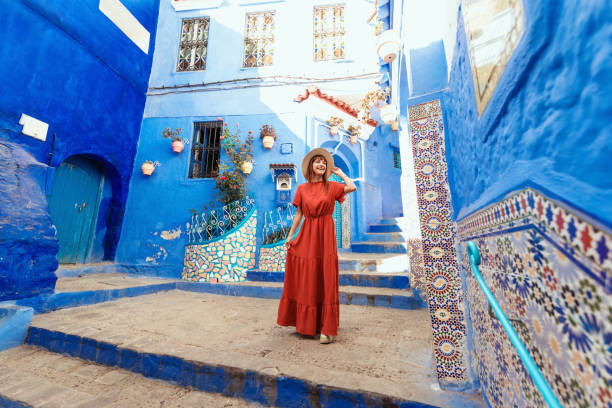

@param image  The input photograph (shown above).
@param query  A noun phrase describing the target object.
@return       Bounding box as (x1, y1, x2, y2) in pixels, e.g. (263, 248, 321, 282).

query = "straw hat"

(301, 147, 334, 179)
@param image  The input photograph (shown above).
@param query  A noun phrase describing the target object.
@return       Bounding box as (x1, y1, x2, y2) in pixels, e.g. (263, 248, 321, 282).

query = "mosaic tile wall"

(258, 243, 287, 272)
(409, 100, 469, 385)
(406, 238, 427, 300)
(458, 188, 611, 407)
(182, 210, 257, 282)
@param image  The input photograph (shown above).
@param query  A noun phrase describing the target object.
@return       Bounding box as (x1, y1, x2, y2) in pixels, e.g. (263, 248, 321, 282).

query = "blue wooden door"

(48, 157, 103, 264)
(330, 174, 342, 248)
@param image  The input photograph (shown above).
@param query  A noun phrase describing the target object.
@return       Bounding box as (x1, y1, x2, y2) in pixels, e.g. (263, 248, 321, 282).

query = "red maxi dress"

(277, 180, 346, 336)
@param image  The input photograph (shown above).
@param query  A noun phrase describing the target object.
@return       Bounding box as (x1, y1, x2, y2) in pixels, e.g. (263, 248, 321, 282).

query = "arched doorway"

(47, 156, 104, 264)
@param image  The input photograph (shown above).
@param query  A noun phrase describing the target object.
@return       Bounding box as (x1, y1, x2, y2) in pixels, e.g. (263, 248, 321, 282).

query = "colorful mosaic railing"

(261, 203, 295, 245)
(186, 196, 255, 244)
(467, 242, 562, 408)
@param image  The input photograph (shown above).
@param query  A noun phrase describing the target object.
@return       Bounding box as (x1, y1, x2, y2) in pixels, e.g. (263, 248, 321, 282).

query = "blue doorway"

(48, 156, 104, 264)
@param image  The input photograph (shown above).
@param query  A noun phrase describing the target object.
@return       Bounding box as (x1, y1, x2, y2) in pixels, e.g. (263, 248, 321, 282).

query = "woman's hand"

(284, 239, 293, 249)
(331, 167, 345, 177)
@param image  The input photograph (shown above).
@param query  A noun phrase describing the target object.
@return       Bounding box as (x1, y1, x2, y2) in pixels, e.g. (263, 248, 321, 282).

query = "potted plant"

(347, 124, 361, 144)
(359, 87, 390, 123)
(326, 116, 344, 136)
(241, 154, 255, 175)
(260, 125, 277, 149)
(163, 127, 185, 153)
(141, 160, 160, 176)
(379, 103, 399, 125)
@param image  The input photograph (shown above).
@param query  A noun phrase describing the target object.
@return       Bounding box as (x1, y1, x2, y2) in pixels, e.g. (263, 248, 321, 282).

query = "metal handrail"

(466, 241, 562, 408)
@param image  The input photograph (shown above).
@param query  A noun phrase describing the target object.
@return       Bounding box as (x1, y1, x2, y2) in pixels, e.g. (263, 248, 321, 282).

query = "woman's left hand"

(331, 167, 344, 177)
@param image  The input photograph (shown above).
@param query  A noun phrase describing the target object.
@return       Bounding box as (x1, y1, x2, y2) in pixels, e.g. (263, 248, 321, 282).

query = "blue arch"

(320, 140, 360, 178)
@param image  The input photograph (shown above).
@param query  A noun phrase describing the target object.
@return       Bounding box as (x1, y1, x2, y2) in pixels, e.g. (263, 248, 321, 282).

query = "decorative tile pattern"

(182, 210, 257, 282)
(258, 243, 287, 272)
(409, 100, 469, 384)
(406, 239, 427, 298)
(458, 189, 611, 407)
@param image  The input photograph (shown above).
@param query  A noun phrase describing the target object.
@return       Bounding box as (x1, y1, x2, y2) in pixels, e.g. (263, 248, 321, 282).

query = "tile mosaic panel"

(409, 100, 469, 384)
(406, 238, 427, 299)
(258, 243, 287, 272)
(182, 210, 257, 282)
(458, 189, 611, 407)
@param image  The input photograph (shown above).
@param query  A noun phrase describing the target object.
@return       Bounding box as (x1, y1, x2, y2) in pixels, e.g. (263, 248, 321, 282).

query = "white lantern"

(376, 30, 401, 63)
(379, 103, 399, 125)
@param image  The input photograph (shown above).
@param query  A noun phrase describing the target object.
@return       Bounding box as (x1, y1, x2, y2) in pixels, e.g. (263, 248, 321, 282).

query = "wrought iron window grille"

(243, 11, 275, 68)
(177, 17, 210, 72)
(313, 4, 346, 61)
(188, 121, 222, 179)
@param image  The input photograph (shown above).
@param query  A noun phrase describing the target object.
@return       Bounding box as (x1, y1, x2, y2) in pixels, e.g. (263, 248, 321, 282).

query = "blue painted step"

(350, 242, 407, 254)
(360, 232, 404, 243)
(368, 224, 402, 233)
(177, 281, 424, 310)
(247, 271, 410, 289)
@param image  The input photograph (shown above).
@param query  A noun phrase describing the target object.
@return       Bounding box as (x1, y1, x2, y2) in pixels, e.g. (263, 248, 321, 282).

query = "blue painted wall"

(0, 0, 159, 299)
(444, 1, 612, 226)
(410, 40, 448, 97)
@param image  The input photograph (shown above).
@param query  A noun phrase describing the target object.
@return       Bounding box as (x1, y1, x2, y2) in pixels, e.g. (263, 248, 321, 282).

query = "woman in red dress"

(276, 148, 357, 344)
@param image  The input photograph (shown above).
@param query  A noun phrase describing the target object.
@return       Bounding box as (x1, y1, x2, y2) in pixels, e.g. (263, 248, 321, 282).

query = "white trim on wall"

(99, 0, 150, 54)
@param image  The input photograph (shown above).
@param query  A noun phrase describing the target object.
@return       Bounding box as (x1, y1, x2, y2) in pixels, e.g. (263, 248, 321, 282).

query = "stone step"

(378, 218, 400, 225)
(368, 224, 402, 233)
(23, 292, 484, 408)
(350, 241, 407, 254)
(359, 231, 404, 243)
(247, 271, 410, 289)
(338, 252, 410, 274)
(0, 345, 260, 407)
(178, 281, 425, 310)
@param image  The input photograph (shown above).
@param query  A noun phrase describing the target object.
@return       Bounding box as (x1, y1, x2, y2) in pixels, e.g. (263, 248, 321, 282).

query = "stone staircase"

(349, 218, 408, 255)
(0, 265, 484, 407)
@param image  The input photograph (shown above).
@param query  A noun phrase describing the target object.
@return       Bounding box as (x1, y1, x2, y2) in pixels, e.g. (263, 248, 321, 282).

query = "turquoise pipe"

(466, 241, 562, 408)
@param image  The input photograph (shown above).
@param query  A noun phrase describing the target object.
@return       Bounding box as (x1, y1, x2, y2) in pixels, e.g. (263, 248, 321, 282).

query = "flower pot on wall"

(330, 125, 339, 136)
(376, 30, 401, 63)
(172, 140, 185, 153)
(262, 135, 275, 149)
(349, 135, 358, 145)
(241, 161, 253, 175)
(379, 103, 399, 125)
(141, 162, 155, 176)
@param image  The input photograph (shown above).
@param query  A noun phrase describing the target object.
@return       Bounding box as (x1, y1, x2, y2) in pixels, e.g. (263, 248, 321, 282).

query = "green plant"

(326, 116, 344, 127)
(162, 127, 183, 142)
(214, 124, 254, 205)
(359, 88, 390, 122)
(259, 124, 277, 140)
(347, 124, 361, 138)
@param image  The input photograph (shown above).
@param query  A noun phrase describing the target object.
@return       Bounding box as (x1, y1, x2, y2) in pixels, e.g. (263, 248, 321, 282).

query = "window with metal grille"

(243, 11, 275, 68)
(188, 122, 222, 178)
(313, 5, 345, 61)
(393, 150, 401, 169)
(177, 18, 210, 72)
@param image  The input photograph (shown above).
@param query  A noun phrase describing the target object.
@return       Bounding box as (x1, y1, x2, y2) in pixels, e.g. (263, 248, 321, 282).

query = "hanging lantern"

(376, 30, 401, 63)
(379, 103, 399, 125)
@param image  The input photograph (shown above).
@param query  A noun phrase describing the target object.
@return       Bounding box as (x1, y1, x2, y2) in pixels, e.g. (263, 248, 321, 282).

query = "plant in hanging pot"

(379, 103, 399, 125)
(359, 87, 389, 123)
(326, 116, 344, 136)
(259, 125, 277, 149)
(162, 127, 185, 153)
(241, 154, 255, 175)
(347, 124, 361, 144)
(141, 160, 160, 176)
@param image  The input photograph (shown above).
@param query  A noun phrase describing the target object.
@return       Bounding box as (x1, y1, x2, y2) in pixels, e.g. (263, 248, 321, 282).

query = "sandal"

(319, 334, 335, 344)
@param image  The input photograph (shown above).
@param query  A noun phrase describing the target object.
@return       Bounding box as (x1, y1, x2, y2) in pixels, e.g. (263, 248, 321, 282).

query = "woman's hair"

(306, 155, 329, 193)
